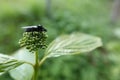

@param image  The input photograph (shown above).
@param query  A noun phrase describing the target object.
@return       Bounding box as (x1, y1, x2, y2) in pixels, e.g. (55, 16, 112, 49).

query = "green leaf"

(11, 48, 35, 65)
(9, 64, 34, 80)
(0, 53, 24, 75)
(9, 48, 34, 80)
(45, 33, 102, 58)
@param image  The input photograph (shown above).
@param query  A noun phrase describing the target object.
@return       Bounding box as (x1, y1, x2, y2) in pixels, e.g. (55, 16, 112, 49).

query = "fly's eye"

(37, 25, 47, 32)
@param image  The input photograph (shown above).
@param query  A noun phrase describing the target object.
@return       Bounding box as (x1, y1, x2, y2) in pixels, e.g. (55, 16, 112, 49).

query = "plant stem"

(32, 51, 39, 80)
(32, 51, 47, 80)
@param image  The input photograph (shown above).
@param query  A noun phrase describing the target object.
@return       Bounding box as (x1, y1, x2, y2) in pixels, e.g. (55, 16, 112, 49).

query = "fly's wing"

(21, 26, 37, 32)
(22, 26, 37, 29)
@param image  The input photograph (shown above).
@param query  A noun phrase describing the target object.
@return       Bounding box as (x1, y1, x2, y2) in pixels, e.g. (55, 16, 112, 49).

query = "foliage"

(0, 0, 120, 80)
(0, 33, 102, 80)
(0, 54, 24, 75)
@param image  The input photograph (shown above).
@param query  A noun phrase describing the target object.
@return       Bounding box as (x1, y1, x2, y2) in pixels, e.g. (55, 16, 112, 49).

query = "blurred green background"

(0, 0, 120, 80)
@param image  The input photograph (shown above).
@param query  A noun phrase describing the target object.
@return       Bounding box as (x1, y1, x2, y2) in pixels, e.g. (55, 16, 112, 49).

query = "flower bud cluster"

(19, 31, 47, 53)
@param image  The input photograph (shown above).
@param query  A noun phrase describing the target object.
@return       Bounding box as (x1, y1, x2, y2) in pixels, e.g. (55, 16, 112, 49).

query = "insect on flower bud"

(19, 25, 48, 53)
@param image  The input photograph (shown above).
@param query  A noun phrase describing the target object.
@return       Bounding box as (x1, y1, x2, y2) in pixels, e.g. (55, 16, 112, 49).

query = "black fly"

(22, 25, 47, 32)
